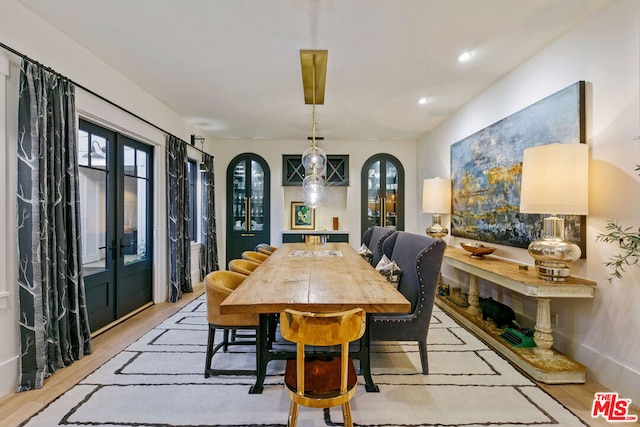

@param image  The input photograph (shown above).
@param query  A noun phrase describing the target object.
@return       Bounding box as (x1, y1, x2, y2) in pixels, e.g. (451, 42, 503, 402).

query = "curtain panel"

(16, 60, 92, 392)
(166, 135, 192, 302)
(200, 153, 219, 278)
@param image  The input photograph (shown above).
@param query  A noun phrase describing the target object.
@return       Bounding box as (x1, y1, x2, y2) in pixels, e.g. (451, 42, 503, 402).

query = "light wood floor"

(0, 282, 636, 427)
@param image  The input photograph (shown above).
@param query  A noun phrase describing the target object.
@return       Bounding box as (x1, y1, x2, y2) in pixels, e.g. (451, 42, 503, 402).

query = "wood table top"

(220, 242, 411, 315)
(444, 246, 596, 297)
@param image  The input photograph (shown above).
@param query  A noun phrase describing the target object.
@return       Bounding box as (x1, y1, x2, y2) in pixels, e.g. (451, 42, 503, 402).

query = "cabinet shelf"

(282, 154, 349, 186)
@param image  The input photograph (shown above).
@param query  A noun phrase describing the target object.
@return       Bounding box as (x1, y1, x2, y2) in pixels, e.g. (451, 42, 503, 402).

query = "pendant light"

(300, 50, 328, 209)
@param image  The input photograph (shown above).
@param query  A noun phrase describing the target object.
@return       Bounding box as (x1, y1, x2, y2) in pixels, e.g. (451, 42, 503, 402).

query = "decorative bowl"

(460, 242, 496, 258)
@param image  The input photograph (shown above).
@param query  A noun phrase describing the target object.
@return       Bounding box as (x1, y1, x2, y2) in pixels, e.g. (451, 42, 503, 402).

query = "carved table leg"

(467, 274, 482, 317)
(533, 297, 554, 357)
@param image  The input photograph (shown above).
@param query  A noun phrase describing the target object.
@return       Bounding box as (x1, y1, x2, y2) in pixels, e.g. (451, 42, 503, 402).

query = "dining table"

(220, 241, 411, 394)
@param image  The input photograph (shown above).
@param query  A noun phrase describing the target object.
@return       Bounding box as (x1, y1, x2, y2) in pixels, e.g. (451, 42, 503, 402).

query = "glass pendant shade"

(301, 175, 326, 208)
(302, 145, 326, 173)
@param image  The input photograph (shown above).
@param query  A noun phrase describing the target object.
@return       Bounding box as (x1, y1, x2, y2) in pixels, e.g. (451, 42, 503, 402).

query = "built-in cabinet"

(282, 154, 349, 186)
(282, 231, 349, 243)
(226, 153, 270, 265)
(361, 154, 404, 237)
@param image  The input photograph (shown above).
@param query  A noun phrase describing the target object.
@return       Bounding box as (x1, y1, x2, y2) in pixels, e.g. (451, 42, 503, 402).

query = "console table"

(437, 246, 596, 384)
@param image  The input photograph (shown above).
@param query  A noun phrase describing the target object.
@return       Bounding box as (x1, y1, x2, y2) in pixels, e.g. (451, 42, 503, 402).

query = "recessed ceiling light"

(417, 97, 429, 105)
(458, 51, 473, 62)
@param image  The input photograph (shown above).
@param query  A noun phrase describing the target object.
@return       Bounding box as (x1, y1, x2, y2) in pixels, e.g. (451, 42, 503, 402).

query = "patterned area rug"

(23, 296, 586, 426)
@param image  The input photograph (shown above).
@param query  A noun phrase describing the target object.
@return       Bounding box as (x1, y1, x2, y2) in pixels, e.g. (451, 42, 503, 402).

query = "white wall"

(209, 138, 418, 264)
(0, 0, 199, 397)
(418, 0, 640, 403)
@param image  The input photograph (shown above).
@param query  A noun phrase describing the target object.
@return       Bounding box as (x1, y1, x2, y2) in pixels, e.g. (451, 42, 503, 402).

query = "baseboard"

(0, 355, 18, 397)
(574, 344, 640, 405)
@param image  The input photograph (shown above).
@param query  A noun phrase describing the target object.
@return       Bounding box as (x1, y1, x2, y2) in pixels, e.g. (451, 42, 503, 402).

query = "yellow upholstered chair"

(204, 271, 258, 377)
(280, 308, 366, 427)
(255, 243, 277, 255)
(228, 259, 261, 276)
(242, 250, 269, 264)
(256, 246, 273, 256)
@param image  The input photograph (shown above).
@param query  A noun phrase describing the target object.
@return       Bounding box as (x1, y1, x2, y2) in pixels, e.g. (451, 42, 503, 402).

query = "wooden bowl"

(460, 242, 496, 258)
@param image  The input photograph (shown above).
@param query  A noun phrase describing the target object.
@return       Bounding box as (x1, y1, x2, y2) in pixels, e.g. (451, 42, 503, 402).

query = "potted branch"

(596, 164, 640, 281)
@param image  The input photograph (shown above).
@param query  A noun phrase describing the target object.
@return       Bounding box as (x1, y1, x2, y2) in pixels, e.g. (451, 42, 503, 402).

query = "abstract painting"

(450, 81, 586, 254)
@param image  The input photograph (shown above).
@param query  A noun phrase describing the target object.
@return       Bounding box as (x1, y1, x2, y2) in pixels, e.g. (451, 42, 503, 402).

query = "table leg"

(361, 314, 379, 392)
(467, 274, 482, 317)
(249, 314, 270, 394)
(533, 297, 554, 357)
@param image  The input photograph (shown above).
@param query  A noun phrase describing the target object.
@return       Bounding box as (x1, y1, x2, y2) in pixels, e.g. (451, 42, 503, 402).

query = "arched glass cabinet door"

(226, 153, 270, 265)
(361, 153, 405, 238)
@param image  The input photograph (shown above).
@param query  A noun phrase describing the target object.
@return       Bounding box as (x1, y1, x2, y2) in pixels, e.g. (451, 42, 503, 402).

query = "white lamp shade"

(422, 177, 451, 214)
(519, 143, 589, 215)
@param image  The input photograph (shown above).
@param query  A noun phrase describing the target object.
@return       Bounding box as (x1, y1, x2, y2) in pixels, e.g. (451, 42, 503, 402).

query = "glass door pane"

(122, 145, 148, 264)
(366, 161, 382, 227)
(385, 163, 398, 229)
(232, 160, 247, 231)
(79, 129, 109, 274)
(250, 160, 264, 231)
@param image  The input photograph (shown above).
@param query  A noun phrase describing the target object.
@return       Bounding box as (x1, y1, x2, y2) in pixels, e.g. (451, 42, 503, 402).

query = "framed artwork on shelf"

(291, 202, 315, 230)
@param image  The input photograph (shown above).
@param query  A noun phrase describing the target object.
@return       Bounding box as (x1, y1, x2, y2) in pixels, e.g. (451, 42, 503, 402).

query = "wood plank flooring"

(0, 281, 636, 427)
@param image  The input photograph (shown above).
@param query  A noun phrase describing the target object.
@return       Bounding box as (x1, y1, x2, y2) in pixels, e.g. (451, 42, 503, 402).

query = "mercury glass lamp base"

(426, 214, 448, 239)
(527, 216, 581, 282)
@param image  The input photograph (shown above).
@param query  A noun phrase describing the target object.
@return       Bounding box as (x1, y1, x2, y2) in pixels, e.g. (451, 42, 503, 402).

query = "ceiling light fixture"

(300, 49, 328, 209)
(458, 51, 473, 62)
(417, 97, 429, 105)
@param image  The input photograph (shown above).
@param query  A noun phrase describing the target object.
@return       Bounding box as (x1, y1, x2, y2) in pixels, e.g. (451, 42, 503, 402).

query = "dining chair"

(370, 231, 446, 374)
(242, 250, 269, 264)
(204, 270, 259, 377)
(363, 226, 397, 266)
(280, 308, 366, 427)
(255, 243, 277, 255)
(228, 259, 261, 276)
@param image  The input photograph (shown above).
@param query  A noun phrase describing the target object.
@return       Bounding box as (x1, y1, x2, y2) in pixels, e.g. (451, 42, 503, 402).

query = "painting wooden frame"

(291, 202, 315, 230)
(450, 81, 586, 256)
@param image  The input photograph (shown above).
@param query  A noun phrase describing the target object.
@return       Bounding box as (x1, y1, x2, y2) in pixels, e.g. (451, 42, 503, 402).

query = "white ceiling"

(20, 0, 612, 142)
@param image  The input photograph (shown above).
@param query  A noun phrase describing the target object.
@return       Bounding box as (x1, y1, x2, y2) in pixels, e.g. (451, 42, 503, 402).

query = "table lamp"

(519, 143, 589, 281)
(422, 177, 452, 239)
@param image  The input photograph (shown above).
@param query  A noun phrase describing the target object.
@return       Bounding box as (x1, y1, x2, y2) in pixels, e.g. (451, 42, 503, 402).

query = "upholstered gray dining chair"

(369, 231, 446, 374)
(362, 226, 397, 266)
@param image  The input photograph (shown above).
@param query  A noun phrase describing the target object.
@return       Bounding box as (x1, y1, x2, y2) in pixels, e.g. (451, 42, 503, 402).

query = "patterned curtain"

(200, 153, 219, 279)
(16, 60, 92, 392)
(166, 135, 191, 302)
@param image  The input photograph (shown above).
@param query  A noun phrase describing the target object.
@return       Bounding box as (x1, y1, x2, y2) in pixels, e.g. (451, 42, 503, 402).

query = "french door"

(361, 153, 405, 237)
(226, 153, 270, 265)
(78, 119, 153, 332)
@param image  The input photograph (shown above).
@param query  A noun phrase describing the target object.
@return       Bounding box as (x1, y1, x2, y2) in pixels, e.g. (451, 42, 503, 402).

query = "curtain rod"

(0, 41, 211, 158)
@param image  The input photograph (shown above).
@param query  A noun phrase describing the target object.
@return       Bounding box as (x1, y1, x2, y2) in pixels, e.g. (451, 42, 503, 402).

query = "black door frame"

(79, 119, 154, 332)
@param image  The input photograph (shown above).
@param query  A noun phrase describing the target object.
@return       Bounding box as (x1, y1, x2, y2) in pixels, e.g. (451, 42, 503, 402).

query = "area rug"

(22, 296, 587, 426)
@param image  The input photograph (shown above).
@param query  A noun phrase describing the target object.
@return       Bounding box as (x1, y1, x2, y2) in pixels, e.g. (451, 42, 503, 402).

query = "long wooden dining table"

(220, 242, 411, 394)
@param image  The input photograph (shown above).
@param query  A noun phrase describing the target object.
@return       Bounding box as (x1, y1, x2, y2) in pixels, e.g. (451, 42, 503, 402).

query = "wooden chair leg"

(342, 402, 353, 427)
(287, 401, 299, 427)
